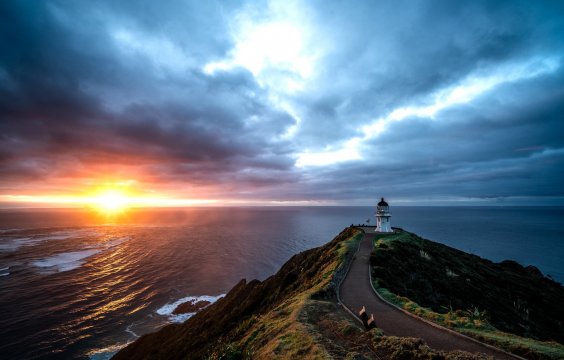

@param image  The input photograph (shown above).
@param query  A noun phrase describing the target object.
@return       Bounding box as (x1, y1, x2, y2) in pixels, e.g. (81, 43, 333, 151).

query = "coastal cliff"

(114, 227, 363, 359)
(114, 228, 564, 360)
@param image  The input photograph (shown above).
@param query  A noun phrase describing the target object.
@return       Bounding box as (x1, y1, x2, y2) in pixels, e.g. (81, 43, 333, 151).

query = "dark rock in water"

(172, 300, 211, 314)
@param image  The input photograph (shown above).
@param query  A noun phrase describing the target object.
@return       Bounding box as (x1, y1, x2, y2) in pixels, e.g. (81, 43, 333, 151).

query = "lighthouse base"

(376, 216, 392, 233)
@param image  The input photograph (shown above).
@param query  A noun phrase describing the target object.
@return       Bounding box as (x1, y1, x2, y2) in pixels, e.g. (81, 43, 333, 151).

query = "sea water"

(0, 206, 562, 359)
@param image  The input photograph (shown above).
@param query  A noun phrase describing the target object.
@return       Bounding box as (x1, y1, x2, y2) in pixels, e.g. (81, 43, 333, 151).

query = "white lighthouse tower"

(375, 197, 392, 233)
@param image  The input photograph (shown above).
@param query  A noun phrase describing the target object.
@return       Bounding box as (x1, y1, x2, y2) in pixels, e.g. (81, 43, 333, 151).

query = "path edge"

(336, 228, 365, 324)
(366, 234, 526, 360)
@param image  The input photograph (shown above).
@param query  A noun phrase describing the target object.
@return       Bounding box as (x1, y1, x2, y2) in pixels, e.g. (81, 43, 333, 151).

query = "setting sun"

(92, 190, 130, 213)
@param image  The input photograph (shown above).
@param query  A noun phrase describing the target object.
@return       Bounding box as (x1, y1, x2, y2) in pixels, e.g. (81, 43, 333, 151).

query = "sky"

(1, 0, 563, 207)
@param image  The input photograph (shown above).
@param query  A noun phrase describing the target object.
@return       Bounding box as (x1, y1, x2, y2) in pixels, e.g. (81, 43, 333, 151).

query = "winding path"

(339, 231, 517, 359)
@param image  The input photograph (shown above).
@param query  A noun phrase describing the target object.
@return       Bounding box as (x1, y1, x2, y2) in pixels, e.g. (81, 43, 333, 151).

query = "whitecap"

(0, 237, 36, 252)
(0, 228, 21, 234)
(156, 294, 225, 323)
(0, 266, 9, 277)
(29, 235, 130, 273)
(0, 229, 97, 252)
(125, 323, 138, 338)
(32, 249, 101, 272)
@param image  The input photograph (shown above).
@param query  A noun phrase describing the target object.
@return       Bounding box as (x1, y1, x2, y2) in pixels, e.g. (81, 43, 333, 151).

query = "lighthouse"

(375, 197, 392, 233)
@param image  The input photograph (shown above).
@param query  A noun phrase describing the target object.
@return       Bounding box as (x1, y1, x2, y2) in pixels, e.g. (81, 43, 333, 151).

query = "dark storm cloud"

(285, 0, 564, 203)
(0, 0, 296, 193)
(0, 0, 563, 203)
(292, 0, 564, 144)
(293, 67, 564, 203)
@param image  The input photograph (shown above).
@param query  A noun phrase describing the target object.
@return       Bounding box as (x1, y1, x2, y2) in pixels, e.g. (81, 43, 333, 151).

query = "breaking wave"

(156, 294, 225, 323)
(32, 249, 102, 272)
(31, 236, 130, 272)
(0, 229, 99, 252)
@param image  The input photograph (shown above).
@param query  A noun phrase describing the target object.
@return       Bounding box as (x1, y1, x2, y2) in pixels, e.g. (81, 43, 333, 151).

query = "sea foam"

(32, 249, 101, 272)
(0, 228, 21, 234)
(0, 266, 9, 277)
(31, 236, 130, 272)
(0, 237, 36, 252)
(0, 229, 97, 252)
(156, 294, 225, 323)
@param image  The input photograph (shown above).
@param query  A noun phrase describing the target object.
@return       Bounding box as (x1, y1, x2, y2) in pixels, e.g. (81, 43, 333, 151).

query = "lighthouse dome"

(377, 197, 388, 206)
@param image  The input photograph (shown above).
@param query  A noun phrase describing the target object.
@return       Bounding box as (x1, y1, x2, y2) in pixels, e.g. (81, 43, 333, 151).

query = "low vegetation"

(370, 231, 564, 360)
(115, 227, 495, 359)
(114, 227, 363, 359)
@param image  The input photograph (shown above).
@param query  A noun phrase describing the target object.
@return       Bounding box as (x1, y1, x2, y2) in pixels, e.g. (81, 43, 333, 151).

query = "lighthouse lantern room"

(375, 197, 392, 233)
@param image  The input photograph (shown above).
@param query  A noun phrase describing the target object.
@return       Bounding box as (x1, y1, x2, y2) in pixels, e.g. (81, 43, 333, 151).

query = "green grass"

(461, 329, 564, 360)
(337, 231, 363, 259)
(374, 231, 416, 247)
(230, 228, 363, 359)
(370, 232, 564, 360)
(208, 228, 500, 360)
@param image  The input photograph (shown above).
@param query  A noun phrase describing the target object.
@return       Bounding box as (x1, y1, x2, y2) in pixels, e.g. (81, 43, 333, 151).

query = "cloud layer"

(1, 0, 563, 205)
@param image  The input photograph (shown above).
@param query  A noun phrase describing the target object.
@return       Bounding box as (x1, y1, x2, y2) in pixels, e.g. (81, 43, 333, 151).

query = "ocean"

(0, 206, 562, 359)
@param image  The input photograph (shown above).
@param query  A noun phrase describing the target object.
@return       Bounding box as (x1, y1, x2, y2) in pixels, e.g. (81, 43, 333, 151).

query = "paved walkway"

(340, 232, 516, 359)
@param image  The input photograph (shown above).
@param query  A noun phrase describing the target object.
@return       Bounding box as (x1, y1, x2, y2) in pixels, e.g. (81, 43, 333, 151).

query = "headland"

(114, 227, 564, 360)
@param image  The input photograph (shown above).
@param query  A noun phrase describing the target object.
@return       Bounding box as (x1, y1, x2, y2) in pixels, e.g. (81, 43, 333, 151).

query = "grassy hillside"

(370, 231, 564, 360)
(114, 228, 497, 359)
(113, 227, 363, 360)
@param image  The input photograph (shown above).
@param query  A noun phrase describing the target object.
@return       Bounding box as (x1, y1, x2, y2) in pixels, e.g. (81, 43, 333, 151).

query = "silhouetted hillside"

(114, 228, 361, 359)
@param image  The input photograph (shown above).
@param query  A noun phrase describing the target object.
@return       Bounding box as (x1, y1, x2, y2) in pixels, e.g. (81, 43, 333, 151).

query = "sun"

(92, 189, 130, 213)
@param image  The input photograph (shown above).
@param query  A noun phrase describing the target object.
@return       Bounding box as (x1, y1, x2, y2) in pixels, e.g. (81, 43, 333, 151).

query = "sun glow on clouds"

(0, 182, 218, 210)
(296, 57, 560, 168)
(205, 22, 311, 80)
(204, 2, 319, 93)
(203, 1, 324, 141)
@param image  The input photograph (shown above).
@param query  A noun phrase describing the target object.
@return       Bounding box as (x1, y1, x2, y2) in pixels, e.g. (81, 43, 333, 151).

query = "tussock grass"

(370, 231, 564, 360)
(237, 229, 494, 360)
(119, 227, 533, 360)
(211, 228, 363, 359)
(373, 336, 492, 360)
